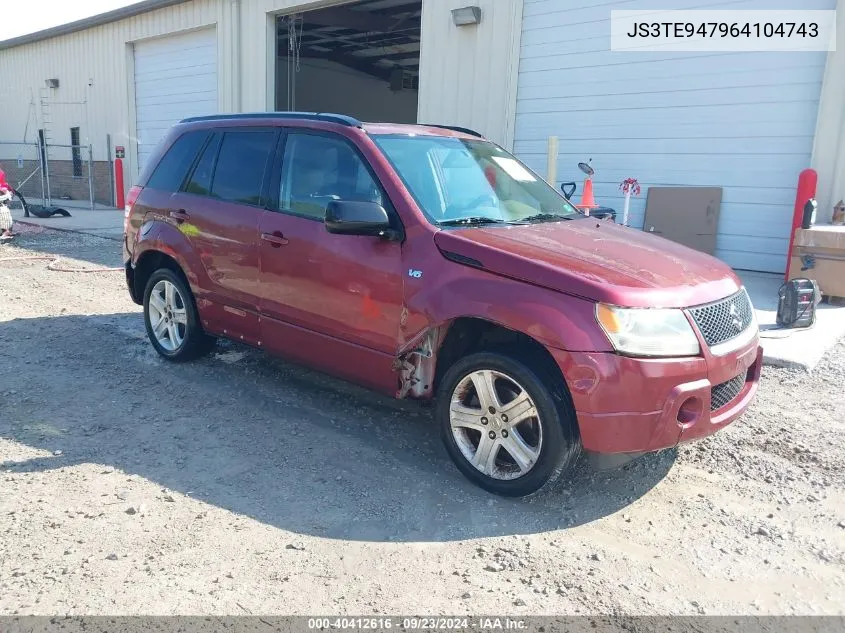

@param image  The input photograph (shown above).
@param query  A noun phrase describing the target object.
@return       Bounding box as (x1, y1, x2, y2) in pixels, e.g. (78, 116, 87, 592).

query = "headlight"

(595, 303, 700, 357)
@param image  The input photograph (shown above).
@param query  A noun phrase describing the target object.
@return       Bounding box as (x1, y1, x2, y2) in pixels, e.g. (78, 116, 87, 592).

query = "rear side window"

(210, 130, 276, 206)
(146, 131, 207, 192)
(185, 134, 221, 196)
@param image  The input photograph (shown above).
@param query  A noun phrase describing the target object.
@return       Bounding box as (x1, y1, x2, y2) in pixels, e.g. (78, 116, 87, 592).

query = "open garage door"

(276, 0, 421, 123)
(134, 28, 218, 170)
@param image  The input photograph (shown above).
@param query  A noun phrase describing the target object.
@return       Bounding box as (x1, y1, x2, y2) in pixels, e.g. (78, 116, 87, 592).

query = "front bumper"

(552, 338, 762, 454)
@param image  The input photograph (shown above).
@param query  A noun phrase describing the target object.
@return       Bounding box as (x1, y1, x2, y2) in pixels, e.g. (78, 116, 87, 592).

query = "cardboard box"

(793, 225, 845, 249)
(788, 225, 845, 298)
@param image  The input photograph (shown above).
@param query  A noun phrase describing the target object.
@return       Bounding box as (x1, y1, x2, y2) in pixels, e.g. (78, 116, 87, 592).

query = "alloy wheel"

(449, 369, 543, 480)
(148, 279, 188, 352)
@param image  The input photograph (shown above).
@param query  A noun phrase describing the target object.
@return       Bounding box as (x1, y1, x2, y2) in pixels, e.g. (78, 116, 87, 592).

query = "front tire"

(143, 268, 215, 362)
(436, 351, 579, 497)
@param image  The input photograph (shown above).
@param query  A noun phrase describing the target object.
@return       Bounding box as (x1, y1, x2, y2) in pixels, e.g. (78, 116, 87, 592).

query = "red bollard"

(114, 146, 126, 210)
(785, 169, 818, 281)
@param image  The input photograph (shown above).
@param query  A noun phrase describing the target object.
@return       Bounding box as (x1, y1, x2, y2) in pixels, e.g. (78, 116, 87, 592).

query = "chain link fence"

(0, 142, 45, 204)
(0, 141, 114, 210)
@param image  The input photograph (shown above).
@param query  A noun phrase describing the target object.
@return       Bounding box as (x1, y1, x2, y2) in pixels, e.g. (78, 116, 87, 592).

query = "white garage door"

(513, 0, 834, 273)
(134, 28, 217, 170)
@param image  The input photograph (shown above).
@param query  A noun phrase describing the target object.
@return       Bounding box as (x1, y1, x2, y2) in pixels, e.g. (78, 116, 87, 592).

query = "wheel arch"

(130, 220, 201, 304)
(131, 249, 187, 304)
(436, 317, 574, 399)
(397, 316, 575, 413)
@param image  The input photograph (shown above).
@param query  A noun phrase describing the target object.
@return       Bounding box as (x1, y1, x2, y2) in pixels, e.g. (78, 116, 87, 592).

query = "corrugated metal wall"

(513, 0, 834, 273)
(811, 0, 845, 224)
(0, 0, 521, 194)
(0, 0, 227, 182)
(417, 0, 524, 149)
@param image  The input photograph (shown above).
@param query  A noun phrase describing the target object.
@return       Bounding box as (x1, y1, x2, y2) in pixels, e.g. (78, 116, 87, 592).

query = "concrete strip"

(11, 205, 123, 241)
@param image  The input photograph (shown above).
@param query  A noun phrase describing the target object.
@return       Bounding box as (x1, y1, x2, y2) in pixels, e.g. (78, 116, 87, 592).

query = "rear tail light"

(124, 185, 142, 234)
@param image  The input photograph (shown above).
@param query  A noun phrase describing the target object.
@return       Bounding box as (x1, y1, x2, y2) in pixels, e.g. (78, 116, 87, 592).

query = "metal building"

(513, 0, 844, 273)
(0, 0, 842, 273)
(0, 0, 521, 206)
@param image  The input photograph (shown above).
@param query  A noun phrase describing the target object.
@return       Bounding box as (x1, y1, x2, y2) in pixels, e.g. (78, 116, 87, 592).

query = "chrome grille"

(710, 373, 746, 411)
(688, 289, 754, 347)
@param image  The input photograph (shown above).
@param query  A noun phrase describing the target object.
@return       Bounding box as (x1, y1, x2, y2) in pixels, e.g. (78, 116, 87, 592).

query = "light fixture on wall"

(45, 78, 59, 89)
(451, 6, 482, 26)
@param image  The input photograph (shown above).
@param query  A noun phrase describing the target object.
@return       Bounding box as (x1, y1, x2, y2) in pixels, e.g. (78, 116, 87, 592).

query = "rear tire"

(143, 268, 215, 362)
(11, 189, 30, 218)
(436, 351, 580, 497)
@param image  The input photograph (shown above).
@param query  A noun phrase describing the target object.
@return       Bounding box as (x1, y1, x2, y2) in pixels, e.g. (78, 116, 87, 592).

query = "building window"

(70, 127, 82, 178)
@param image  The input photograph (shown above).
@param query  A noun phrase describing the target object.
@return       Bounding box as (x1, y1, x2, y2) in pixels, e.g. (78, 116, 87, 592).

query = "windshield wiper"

(439, 216, 511, 227)
(520, 212, 575, 223)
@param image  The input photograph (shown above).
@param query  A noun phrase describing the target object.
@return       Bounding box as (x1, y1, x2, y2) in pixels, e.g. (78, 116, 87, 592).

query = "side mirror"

(578, 160, 594, 176)
(561, 182, 576, 200)
(325, 200, 394, 238)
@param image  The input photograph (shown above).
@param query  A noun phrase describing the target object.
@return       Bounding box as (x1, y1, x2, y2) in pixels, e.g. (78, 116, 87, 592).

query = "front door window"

(279, 133, 385, 220)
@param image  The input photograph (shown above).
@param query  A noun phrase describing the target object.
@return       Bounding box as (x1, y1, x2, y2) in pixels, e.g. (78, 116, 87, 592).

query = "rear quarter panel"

(131, 206, 212, 296)
(133, 212, 262, 345)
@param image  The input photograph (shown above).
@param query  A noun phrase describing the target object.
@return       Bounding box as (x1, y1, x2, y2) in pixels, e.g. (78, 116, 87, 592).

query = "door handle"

(261, 231, 289, 247)
(169, 209, 190, 223)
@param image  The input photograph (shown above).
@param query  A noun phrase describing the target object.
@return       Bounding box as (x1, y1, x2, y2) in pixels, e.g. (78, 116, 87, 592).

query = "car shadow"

(0, 312, 675, 542)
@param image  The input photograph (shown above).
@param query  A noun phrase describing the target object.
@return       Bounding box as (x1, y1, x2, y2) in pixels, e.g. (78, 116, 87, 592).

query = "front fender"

(400, 262, 612, 354)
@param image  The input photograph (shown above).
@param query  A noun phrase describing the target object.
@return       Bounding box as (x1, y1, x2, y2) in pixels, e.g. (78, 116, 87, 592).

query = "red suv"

(123, 113, 762, 497)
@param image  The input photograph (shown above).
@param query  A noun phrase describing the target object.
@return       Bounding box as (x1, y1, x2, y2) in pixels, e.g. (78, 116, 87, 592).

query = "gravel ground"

(0, 229, 844, 616)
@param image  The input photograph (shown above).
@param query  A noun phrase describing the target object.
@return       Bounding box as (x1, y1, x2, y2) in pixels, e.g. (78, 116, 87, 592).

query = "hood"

(433, 219, 741, 308)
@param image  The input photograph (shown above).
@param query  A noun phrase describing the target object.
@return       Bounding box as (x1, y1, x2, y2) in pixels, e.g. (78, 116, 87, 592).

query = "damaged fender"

(394, 265, 613, 399)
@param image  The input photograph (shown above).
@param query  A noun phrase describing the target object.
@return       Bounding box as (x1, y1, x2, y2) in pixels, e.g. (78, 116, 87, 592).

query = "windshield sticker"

(492, 157, 537, 182)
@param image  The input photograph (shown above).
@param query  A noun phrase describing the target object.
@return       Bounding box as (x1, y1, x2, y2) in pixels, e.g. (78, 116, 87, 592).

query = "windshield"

(372, 135, 581, 226)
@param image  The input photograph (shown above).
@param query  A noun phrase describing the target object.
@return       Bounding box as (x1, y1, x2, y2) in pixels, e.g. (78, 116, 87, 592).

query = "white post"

(622, 189, 631, 226)
(87, 144, 94, 211)
(546, 136, 559, 186)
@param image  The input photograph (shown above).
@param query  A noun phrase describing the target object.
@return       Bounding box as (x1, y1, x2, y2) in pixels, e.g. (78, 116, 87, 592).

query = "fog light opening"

(678, 396, 703, 425)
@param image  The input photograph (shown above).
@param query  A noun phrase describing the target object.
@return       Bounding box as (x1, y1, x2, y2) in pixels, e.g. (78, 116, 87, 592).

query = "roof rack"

(420, 124, 484, 138)
(179, 112, 363, 128)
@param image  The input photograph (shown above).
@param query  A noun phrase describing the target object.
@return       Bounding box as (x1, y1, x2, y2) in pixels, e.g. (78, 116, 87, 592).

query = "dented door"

(256, 130, 404, 395)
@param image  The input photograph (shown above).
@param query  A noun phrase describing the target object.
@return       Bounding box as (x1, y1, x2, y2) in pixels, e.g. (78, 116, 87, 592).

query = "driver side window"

(279, 133, 384, 220)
